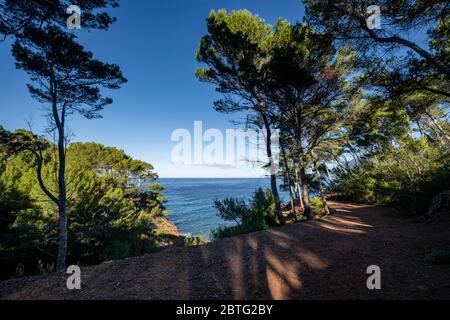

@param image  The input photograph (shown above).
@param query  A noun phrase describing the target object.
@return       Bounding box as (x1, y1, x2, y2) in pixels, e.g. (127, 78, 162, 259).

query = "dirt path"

(1, 202, 450, 300)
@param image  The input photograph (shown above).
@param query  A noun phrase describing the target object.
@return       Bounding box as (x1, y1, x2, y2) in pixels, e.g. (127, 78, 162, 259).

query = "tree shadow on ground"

(4, 202, 450, 300)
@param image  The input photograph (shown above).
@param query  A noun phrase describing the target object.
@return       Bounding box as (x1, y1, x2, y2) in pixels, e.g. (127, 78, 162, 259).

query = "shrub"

(0, 141, 167, 279)
(212, 188, 277, 240)
(184, 236, 208, 246)
(332, 137, 450, 215)
(310, 197, 327, 217)
(213, 198, 252, 226)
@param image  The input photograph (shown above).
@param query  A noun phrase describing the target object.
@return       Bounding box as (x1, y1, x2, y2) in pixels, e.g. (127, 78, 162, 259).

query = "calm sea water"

(160, 178, 290, 239)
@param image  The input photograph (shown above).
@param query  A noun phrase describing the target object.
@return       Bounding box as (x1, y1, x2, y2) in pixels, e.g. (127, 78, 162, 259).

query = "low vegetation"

(0, 0, 449, 283)
(212, 189, 277, 240)
(212, 189, 331, 240)
(331, 136, 450, 215)
(0, 138, 172, 280)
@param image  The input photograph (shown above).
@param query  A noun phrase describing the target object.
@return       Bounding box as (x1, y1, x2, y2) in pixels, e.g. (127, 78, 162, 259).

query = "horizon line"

(158, 176, 270, 179)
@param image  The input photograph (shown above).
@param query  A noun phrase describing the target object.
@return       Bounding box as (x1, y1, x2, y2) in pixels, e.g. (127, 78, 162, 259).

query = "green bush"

(212, 188, 277, 240)
(332, 137, 450, 215)
(0, 141, 168, 279)
(184, 236, 208, 246)
(310, 197, 327, 217)
(104, 240, 132, 261)
(213, 198, 252, 226)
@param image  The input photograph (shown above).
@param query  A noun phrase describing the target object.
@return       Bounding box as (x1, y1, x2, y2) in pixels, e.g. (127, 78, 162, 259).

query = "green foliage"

(348, 95, 412, 148)
(332, 136, 450, 215)
(304, 0, 449, 122)
(213, 198, 252, 226)
(250, 188, 277, 228)
(5, 2, 126, 271)
(310, 197, 327, 217)
(0, 139, 168, 280)
(211, 225, 252, 240)
(212, 188, 277, 240)
(184, 236, 208, 247)
(12, 26, 127, 120)
(195, 9, 275, 117)
(0, 0, 120, 39)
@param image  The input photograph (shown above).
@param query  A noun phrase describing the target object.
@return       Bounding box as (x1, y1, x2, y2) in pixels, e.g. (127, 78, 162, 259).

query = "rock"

(152, 215, 187, 249)
(153, 215, 181, 237)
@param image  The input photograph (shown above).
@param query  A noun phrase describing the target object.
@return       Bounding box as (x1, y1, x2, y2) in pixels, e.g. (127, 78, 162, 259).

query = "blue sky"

(0, 1, 305, 177)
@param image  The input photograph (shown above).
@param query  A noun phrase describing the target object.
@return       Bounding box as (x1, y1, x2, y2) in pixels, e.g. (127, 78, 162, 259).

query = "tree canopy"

(0, 0, 119, 40)
(0, 135, 167, 280)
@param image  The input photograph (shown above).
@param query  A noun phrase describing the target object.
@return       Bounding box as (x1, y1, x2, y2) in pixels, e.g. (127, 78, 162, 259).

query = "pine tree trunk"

(314, 159, 330, 216)
(281, 144, 296, 221)
(299, 157, 312, 220)
(270, 172, 284, 224)
(50, 72, 68, 272)
(56, 127, 67, 272)
(264, 124, 285, 225)
(426, 111, 450, 148)
(324, 163, 332, 183)
(295, 167, 304, 211)
(56, 202, 68, 272)
(301, 176, 312, 219)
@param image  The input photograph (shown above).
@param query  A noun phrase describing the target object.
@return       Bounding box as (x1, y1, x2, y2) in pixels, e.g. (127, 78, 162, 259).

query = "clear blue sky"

(0, 0, 305, 178)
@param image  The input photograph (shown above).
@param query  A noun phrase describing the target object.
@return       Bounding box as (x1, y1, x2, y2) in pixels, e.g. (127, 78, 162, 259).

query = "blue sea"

(160, 178, 290, 239)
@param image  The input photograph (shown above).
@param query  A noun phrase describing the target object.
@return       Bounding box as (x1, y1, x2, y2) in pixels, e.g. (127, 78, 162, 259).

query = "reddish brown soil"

(1, 202, 450, 300)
